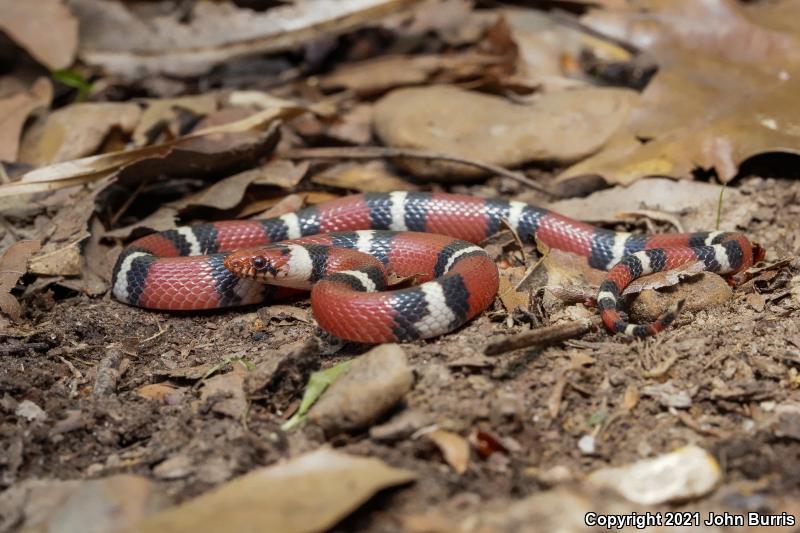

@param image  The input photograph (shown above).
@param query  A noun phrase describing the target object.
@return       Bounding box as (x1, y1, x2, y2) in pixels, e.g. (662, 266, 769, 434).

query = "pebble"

(15, 400, 47, 422)
(309, 344, 414, 435)
(373, 85, 634, 181)
(588, 445, 721, 505)
(0, 475, 169, 532)
(369, 410, 431, 442)
(577, 434, 596, 455)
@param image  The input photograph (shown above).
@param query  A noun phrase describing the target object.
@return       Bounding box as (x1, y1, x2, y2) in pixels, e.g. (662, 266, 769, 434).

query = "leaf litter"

(1, 0, 800, 531)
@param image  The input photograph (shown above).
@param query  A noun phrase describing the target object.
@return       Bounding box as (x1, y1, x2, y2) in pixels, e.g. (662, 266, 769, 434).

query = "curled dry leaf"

(106, 159, 308, 238)
(19, 102, 142, 165)
(0, 0, 78, 70)
(71, 0, 424, 78)
(0, 240, 41, 321)
(0, 78, 52, 162)
(134, 448, 416, 533)
(425, 429, 470, 474)
(623, 261, 706, 295)
(497, 266, 531, 315)
(0, 105, 296, 198)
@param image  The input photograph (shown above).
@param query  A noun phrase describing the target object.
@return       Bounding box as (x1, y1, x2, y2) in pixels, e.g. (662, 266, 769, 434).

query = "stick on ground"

(484, 317, 600, 355)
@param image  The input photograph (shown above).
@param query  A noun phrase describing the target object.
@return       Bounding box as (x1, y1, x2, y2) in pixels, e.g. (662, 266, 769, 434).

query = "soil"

(2, 175, 799, 531)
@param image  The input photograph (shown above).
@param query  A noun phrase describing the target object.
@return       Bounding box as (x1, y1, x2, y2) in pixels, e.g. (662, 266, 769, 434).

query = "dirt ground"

(4, 1, 800, 529)
(2, 173, 799, 531)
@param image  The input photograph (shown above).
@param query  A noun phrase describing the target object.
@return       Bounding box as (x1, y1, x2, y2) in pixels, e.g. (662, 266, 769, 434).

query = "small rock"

(629, 272, 732, 323)
(153, 455, 194, 480)
(373, 85, 635, 181)
(773, 403, 800, 441)
(536, 465, 574, 486)
(0, 475, 169, 533)
(200, 366, 247, 419)
(588, 445, 721, 505)
(641, 380, 692, 409)
(137, 383, 185, 405)
(577, 434, 596, 455)
(15, 400, 47, 422)
(369, 410, 431, 442)
(309, 344, 414, 434)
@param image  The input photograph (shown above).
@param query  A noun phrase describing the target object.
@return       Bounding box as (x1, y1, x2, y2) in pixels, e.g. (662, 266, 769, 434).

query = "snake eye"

(252, 256, 267, 270)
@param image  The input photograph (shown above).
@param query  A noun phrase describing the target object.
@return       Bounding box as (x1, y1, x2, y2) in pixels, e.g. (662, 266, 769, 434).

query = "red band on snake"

(111, 191, 763, 343)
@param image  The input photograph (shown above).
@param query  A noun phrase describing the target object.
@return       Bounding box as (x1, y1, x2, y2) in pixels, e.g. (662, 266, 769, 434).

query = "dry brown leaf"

(316, 31, 515, 96)
(622, 384, 640, 412)
(71, 0, 424, 78)
(548, 178, 753, 233)
(106, 159, 307, 238)
(28, 239, 85, 276)
(240, 191, 340, 219)
(538, 248, 606, 289)
(311, 161, 419, 193)
(133, 448, 416, 533)
(374, 85, 636, 179)
(0, 105, 296, 198)
(0, 0, 78, 70)
(501, 7, 632, 91)
(132, 94, 219, 147)
(0, 240, 41, 321)
(497, 266, 530, 314)
(178, 160, 308, 211)
(623, 261, 705, 296)
(326, 104, 373, 145)
(19, 102, 142, 165)
(0, 78, 52, 162)
(561, 0, 800, 184)
(426, 429, 470, 474)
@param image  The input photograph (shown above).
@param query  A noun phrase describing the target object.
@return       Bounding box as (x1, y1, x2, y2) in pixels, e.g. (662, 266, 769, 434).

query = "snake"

(111, 191, 763, 343)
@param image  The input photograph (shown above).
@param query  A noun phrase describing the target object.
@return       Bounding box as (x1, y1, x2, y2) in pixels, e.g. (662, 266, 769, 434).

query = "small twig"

(641, 350, 686, 379)
(139, 321, 168, 345)
(281, 146, 550, 194)
(0, 342, 49, 355)
(484, 317, 600, 355)
(92, 345, 125, 399)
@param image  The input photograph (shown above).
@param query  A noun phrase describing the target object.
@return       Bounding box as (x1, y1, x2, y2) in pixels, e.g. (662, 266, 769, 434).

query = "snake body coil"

(112, 191, 761, 343)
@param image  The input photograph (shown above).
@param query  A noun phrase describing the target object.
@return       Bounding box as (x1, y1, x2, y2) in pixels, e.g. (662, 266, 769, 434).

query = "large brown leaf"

(559, 0, 800, 184)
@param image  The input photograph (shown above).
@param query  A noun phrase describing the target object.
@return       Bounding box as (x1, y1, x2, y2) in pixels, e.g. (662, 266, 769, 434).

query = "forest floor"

(3, 1, 800, 532)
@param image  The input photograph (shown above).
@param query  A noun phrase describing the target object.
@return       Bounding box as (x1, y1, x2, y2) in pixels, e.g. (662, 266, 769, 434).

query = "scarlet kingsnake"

(112, 191, 762, 343)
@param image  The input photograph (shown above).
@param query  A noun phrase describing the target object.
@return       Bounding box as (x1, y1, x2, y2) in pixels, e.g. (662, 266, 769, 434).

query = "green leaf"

(52, 69, 93, 101)
(282, 360, 352, 431)
(587, 409, 608, 428)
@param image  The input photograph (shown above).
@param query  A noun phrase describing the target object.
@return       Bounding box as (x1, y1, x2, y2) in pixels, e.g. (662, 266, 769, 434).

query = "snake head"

(224, 246, 291, 282)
